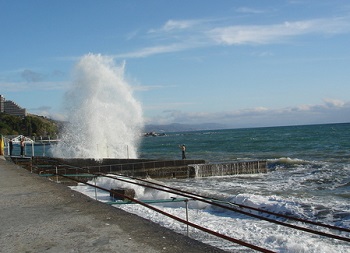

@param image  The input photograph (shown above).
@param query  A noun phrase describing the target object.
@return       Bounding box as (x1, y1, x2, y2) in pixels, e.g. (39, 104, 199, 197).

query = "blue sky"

(1, 0, 350, 128)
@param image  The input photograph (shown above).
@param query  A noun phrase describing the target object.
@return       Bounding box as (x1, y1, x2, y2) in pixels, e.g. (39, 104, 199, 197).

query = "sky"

(1, 0, 350, 129)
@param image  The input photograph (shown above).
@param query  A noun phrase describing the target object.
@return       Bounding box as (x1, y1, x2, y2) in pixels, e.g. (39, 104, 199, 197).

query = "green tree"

(0, 113, 59, 137)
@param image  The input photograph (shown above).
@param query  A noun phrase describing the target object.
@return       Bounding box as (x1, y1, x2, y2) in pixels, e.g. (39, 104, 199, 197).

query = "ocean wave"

(219, 193, 350, 229)
(266, 157, 324, 171)
(268, 157, 310, 165)
(223, 194, 306, 218)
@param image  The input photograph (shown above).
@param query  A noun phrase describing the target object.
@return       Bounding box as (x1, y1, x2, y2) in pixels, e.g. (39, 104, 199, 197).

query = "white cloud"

(0, 67, 69, 92)
(208, 17, 350, 45)
(116, 43, 191, 58)
(149, 19, 206, 33)
(133, 84, 177, 92)
(323, 98, 345, 107)
(144, 102, 195, 111)
(146, 99, 350, 128)
(236, 7, 267, 14)
(160, 19, 197, 31)
(0, 81, 69, 92)
(119, 15, 350, 59)
(126, 30, 139, 40)
(133, 85, 163, 92)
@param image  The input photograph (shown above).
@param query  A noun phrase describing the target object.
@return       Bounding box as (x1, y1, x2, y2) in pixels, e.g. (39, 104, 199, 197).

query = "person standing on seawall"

(179, 144, 186, 159)
(20, 137, 25, 157)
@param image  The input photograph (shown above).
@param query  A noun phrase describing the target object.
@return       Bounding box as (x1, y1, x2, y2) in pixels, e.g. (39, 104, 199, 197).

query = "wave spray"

(52, 54, 144, 159)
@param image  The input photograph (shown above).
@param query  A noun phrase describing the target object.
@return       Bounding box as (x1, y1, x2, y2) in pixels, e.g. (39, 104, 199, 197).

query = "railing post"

(55, 166, 59, 183)
(94, 177, 97, 200)
(185, 199, 189, 236)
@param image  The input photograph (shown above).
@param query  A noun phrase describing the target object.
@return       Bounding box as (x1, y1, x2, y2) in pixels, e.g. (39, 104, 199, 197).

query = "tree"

(0, 113, 59, 137)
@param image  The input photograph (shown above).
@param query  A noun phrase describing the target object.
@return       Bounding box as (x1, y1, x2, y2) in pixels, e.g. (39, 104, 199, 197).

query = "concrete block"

(110, 188, 135, 200)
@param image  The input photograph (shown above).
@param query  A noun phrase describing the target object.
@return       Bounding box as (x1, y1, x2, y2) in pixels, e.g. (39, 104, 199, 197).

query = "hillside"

(0, 113, 59, 137)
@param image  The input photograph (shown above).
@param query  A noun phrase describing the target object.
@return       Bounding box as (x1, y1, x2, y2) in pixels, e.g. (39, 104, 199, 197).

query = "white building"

(0, 95, 27, 117)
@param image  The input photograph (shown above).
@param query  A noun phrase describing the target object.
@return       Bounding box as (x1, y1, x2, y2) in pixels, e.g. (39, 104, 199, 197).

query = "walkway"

(0, 156, 225, 253)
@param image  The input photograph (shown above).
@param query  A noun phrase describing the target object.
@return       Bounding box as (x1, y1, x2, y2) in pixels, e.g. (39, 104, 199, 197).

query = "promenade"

(0, 156, 225, 253)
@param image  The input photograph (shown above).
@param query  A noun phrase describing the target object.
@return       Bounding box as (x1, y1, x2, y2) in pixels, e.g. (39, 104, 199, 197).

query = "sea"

(37, 123, 350, 252)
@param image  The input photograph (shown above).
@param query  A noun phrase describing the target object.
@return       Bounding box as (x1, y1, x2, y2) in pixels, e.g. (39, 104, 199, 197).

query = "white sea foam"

(267, 157, 311, 166)
(71, 176, 350, 253)
(52, 54, 143, 159)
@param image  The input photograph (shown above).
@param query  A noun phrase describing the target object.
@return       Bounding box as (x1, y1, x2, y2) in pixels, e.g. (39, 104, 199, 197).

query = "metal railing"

(14, 158, 350, 252)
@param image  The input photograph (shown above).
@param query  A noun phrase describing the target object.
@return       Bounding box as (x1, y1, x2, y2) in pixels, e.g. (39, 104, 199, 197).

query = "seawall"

(192, 161, 267, 177)
(12, 157, 267, 179)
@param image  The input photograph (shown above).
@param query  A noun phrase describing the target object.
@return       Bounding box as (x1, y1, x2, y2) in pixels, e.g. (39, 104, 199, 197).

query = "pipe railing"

(21, 160, 350, 252)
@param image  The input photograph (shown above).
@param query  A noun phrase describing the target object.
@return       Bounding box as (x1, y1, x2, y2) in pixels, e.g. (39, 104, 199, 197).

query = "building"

(0, 95, 4, 112)
(0, 95, 27, 117)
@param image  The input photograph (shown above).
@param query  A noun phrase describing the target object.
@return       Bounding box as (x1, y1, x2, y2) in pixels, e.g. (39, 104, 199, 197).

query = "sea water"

(54, 123, 349, 252)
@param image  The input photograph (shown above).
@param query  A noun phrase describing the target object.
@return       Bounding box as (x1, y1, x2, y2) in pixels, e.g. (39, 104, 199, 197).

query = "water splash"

(52, 54, 144, 159)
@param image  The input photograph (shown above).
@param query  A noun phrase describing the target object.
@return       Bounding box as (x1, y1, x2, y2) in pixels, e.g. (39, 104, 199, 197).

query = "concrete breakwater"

(10, 156, 267, 179)
(192, 161, 267, 177)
